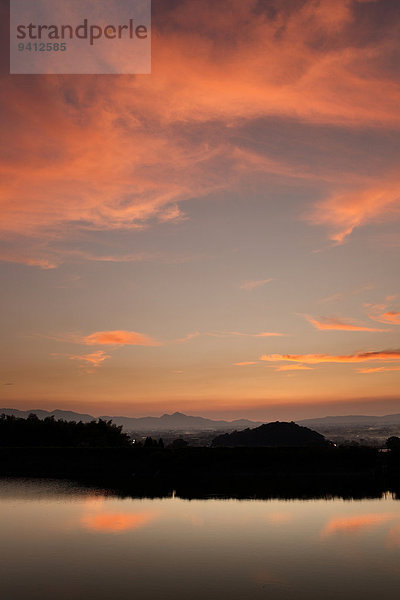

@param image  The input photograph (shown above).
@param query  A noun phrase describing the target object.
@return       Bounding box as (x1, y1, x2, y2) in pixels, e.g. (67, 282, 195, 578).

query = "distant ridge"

(0, 408, 94, 423)
(3, 408, 400, 432)
(298, 414, 400, 427)
(0, 408, 263, 432)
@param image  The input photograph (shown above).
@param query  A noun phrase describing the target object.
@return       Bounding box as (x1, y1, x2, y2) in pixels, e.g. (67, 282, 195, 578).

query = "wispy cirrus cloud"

(0, 244, 206, 270)
(69, 350, 111, 368)
(234, 361, 258, 366)
(358, 366, 400, 374)
(318, 293, 344, 304)
(240, 278, 273, 291)
(173, 332, 202, 344)
(2, 0, 400, 266)
(304, 315, 389, 332)
(307, 176, 400, 243)
(224, 331, 286, 338)
(260, 349, 400, 364)
(175, 330, 286, 343)
(234, 362, 313, 371)
(317, 284, 374, 305)
(375, 312, 400, 325)
(366, 296, 400, 325)
(274, 365, 314, 372)
(352, 284, 375, 296)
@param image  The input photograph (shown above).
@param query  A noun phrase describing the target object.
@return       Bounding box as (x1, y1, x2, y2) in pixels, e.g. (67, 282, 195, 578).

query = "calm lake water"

(1, 479, 400, 600)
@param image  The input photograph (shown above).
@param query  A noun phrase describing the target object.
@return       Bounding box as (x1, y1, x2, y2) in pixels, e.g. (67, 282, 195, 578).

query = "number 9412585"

(18, 42, 67, 52)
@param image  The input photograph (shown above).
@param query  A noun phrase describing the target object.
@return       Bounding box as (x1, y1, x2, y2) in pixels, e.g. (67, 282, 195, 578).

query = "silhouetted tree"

(0, 413, 131, 447)
(144, 436, 162, 448)
(170, 438, 188, 448)
(386, 436, 400, 451)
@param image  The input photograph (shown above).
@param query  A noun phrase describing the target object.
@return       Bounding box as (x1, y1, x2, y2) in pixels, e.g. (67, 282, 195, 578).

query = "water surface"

(1, 479, 400, 600)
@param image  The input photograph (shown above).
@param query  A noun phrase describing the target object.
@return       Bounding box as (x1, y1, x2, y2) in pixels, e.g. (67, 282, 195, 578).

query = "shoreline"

(1, 445, 400, 500)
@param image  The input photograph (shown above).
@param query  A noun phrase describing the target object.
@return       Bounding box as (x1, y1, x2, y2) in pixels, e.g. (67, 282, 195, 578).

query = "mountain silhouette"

(212, 421, 330, 447)
(0, 408, 262, 432)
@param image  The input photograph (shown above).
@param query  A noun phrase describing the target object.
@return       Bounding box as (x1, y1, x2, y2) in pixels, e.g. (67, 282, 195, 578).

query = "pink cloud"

(228, 331, 286, 338)
(52, 330, 160, 373)
(378, 312, 400, 325)
(69, 350, 111, 368)
(305, 315, 389, 332)
(2, 1, 400, 265)
(234, 361, 258, 366)
(274, 365, 314, 371)
(83, 330, 161, 347)
(358, 366, 400, 374)
(175, 331, 286, 343)
(307, 177, 400, 243)
(260, 349, 400, 364)
(365, 297, 400, 325)
(240, 278, 273, 291)
(206, 331, 286, 339)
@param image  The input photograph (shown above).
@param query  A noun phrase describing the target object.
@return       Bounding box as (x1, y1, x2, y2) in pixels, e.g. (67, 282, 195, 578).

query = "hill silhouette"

(212, 421, 330, 447)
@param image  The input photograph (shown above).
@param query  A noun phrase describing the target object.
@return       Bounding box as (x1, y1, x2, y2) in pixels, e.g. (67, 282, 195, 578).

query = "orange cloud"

(307, 176, 400, 243)
(305, 315, 389, 332)
(252, 332, 286, 338)
(152, 0, 400, 128)
(318, 293, 343, 304)
(69, 350, 110, 367)
(234, 361, 258, 366)
(240, 278, 273, 291)
(378, 312, 400, 325)
(81, 511, 157, 533)
(365, 297, 400, 325)
(52, 331, 160, 373)
(83, 330, 161, 347)
(260, 349, 400, 364)
(172, 332, 202, 344)
(274, 365, 314, 371)
(322, 513, 393, 537)
(358, 366, 400, 374)
(176, 331, 285, 343)
(369, 310, 400, 325)
(212, 331, 286, 339)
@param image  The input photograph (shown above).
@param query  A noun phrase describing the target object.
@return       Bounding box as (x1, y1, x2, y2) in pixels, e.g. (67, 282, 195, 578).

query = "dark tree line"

(139, 437, 188, 448)
(0, 413, 131, 447)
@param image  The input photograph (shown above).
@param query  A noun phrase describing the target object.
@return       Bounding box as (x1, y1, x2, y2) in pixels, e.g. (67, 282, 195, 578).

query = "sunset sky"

(1, 0, 399, 420)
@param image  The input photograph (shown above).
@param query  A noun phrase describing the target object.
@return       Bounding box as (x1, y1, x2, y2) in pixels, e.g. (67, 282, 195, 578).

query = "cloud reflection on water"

(81, 511, 158, 533)
(321, 513, 394, 537)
